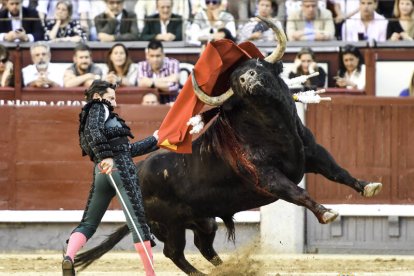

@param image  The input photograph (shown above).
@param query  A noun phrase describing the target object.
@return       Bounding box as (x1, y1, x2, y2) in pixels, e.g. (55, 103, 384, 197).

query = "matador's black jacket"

(76, 99, 158, 242)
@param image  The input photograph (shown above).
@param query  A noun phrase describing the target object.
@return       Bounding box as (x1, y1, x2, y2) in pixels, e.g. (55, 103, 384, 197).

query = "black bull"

(75, 59, 382, 275)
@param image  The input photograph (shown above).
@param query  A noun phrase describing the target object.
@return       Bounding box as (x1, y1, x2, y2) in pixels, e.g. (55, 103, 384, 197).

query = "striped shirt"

(137, 57, 180, 93)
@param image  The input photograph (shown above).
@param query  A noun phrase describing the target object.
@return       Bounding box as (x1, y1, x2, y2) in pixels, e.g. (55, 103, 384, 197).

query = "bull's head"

(192, 15, 287, 106)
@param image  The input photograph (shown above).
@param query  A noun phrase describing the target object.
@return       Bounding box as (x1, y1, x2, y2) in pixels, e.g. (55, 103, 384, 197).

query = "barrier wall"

(2, 96, 413, 210)
(0, 104, 169, 210)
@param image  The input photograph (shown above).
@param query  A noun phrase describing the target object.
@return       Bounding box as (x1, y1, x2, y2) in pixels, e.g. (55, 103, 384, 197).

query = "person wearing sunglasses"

(0, 44, 13, 87)
(186, 0, 236, 45)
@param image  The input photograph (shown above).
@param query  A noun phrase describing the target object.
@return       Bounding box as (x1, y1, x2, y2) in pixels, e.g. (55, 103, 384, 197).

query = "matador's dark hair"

(84, 80, 117, 101)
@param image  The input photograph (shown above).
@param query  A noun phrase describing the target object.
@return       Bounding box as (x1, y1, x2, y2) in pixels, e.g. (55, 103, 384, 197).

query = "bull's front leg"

(261, 167, 338, 224)
(163, 224, 206, 275)
(192, 218, 223, 266)
(302, 127, 382, 197)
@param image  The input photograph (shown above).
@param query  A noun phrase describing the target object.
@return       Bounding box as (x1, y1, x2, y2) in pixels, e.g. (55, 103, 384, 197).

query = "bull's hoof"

(210, 255, 223, 266)
(362, 182, 382, 197)
(320, 209, 339, 224)
(62, 256, 75, 276)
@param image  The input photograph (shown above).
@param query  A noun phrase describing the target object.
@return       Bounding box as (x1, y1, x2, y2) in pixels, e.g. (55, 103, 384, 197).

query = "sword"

(107, 173, 155, 271)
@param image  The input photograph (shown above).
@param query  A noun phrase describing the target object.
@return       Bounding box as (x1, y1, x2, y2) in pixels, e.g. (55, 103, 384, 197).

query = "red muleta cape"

(157, 39, 264, 153)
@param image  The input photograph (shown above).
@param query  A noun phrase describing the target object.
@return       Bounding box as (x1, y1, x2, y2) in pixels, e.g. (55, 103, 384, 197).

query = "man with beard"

(22, 42, 63, 88)
(63, 44, 103, 88)
(0, 0, 44, 42)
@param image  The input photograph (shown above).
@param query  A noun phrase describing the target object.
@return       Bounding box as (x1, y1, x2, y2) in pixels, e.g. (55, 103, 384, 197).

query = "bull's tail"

(74, 224, 130, 271)
(221, 216, 236, 243)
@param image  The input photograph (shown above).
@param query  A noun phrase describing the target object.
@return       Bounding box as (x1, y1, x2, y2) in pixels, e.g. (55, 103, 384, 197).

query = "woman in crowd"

(288, 47, 327, 89)
(335, 44, 365, 90)
(0, 45, 13, 87)
(62, 80, 158, 276)
(44, 0, 87, 42)
(187, 0, 236, 45)
(399, 70, 414, 96)
(387, 0, 414, 41)
(103, 43, 137, 86)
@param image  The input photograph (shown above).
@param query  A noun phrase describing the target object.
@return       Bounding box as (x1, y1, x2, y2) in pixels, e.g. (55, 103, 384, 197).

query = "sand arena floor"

(2, 250, 414, 276)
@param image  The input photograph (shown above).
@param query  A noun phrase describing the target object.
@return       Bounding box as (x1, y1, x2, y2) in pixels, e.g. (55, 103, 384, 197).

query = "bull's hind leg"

(192, 218, 223, 266)
(265, 168, 338, 224)
(302, 127, 382, 197)
(163, 225, 206, 275)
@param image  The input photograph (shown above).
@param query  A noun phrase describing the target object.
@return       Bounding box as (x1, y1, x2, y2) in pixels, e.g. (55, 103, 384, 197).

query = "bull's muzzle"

(240, 69, 262, 93)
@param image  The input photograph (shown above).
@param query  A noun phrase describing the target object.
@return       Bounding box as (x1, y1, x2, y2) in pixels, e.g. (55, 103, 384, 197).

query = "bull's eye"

(249, 71, 255, 76)
(240, 77, 245, 83)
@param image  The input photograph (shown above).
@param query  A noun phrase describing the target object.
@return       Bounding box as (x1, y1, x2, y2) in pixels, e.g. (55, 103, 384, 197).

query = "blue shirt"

(399, 88, 409, 97)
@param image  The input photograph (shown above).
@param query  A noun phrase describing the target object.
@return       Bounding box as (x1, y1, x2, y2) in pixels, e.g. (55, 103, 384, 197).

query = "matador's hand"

(99, 158, 114, 174)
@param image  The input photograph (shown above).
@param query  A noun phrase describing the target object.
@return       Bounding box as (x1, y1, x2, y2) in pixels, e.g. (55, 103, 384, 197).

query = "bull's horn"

(256, 15, 287, 63)
(192, 70, 234, 106)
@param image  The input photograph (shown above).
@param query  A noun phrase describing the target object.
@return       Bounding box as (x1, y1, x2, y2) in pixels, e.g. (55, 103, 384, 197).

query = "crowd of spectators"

(0, 0, 413, 101)
(0, 0, 410, 43)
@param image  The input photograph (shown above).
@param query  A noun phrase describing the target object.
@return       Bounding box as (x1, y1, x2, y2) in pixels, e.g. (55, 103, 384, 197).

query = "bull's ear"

(269, 61, 284, 77)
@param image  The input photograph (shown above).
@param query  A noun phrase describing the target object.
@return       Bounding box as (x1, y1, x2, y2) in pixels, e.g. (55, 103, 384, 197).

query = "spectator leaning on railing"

(341, 0, 388, 42)
(288, 47, 327, 90)
(334, 44, 365, 90)
(0, 0, 44, 42)
(22, 42, 63, 88)
(286, 0, 336, 41)
(137, 40, 180, 104)
(387, 0, 414, 41)
(103, 43, 137, 86)
(140, 0, 183, 41)
(0, 44, 13, 87)
(43, 0, 87, 42)
(63, 43, 103, 88)
(94, 0, 139, 42)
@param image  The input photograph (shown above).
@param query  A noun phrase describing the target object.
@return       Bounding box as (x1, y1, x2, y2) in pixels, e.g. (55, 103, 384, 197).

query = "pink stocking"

(65, 232, 87, 261)
(134, 241, 155, 276)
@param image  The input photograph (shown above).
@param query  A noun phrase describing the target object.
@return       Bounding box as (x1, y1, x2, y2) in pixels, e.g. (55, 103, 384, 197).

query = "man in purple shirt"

(137, 40, 180, 104)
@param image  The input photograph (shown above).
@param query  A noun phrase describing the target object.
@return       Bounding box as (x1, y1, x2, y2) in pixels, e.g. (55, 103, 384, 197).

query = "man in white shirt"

(341, 0, 388, 42)
(22, 42, 63, 88)
(286, 0, 336, 41)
